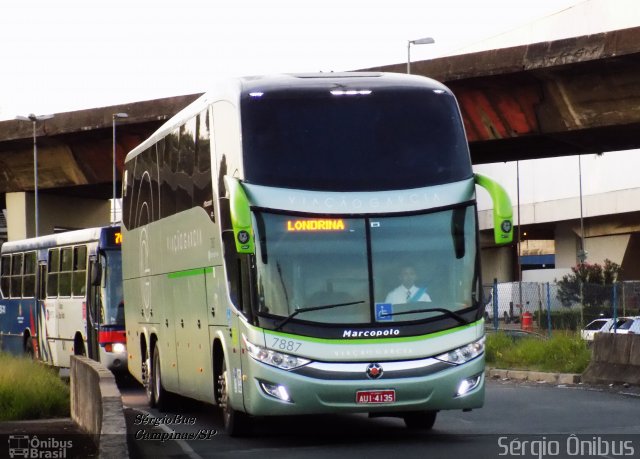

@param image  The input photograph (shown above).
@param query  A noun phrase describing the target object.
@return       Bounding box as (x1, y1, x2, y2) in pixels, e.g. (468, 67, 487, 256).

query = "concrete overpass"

(1, 26, 640, 241)
(0, 95, 198, 238)
(365, 26, 640, 164)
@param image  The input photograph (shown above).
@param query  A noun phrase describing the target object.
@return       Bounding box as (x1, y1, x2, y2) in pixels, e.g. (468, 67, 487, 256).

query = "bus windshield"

(241, 86, 472, 191)
(253, 205, 478, 326)
(101, 250, 124, 326)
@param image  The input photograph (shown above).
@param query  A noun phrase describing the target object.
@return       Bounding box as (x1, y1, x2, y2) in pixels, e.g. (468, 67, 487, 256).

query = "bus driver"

(385, 265, 432, 304)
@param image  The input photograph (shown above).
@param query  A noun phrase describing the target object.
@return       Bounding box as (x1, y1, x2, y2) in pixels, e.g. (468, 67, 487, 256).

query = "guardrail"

(70, 356, 129, 458)
(582, 333, 640, 386)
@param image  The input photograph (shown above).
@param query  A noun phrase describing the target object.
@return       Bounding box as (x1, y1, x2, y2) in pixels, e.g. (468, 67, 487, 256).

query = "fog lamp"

(259, 381, 292, 402)
(456, 373, 482, 397)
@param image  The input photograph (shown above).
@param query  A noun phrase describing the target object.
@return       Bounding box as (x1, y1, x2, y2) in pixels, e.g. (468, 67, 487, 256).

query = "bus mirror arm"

(474, 173, 514, 245)
(224, 176, 256, 255)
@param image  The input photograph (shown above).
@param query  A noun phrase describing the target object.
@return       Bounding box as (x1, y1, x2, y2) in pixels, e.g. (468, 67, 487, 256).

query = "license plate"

(356, 389, 396, 404)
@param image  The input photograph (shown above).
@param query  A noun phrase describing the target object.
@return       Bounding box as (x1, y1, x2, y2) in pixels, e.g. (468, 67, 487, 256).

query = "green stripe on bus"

(261, 320, 482, 345)
(167, 267, 214, 279)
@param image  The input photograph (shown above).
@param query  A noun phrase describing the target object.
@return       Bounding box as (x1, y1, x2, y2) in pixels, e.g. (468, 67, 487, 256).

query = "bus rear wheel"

(403, 410, 437, 430)
(24, 336, 35, 359)
(142, 348, 154, 407)
(217, 359, 249, 436)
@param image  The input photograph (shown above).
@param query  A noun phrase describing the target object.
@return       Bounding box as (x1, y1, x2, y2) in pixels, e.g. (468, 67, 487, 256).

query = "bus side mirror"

(474, 173, 513, 245)
(90, 262, 102, 286)
(224, 176, 255, 254)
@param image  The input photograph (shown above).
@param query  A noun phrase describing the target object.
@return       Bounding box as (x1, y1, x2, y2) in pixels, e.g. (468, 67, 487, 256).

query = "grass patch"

(0, 353, 70, 421)
(486, 332, 591, 374)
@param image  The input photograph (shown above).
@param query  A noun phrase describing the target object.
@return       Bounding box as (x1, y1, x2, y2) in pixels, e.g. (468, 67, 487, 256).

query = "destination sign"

(286, 219, 346, 232)
(104, 227, 122, 248)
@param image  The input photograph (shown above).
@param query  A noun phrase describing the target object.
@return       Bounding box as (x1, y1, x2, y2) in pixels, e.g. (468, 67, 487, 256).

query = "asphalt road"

(120, 378, 640, 459)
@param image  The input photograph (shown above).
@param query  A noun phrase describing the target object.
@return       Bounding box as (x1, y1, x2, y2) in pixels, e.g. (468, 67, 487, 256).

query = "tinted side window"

(124, 112, 213, 231)
(195, 110, 214, 221)
(163, 129, 180, 218)
(72, 246, 87, 297)
(58, 247, 73, 297)
(10, 253, 23, 298)
(176, 121, 196, 213)
(1, 255, 10, 298)
(22, 252, 36, 298)
(47, 249, 60, 297)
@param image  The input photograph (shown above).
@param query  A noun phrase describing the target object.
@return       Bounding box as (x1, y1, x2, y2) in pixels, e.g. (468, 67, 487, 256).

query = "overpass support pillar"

(5, 192, 110, 240)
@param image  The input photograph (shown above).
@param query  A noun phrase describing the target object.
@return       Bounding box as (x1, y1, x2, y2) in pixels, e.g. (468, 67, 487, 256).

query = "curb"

(487, 368, 581, 385)
(70, 356, 129, 458)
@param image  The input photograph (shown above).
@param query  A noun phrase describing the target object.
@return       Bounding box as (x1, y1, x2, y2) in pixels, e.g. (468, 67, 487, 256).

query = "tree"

(556, 259, 621, 315)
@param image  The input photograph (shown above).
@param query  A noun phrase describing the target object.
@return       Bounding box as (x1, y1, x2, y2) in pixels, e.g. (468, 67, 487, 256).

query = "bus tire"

(142, 347, 154, 407)
(24, 335, 35, 359)
(403, 410, 437, 430)
(152, 345, 173, 411)
(217, 358, 249, 436)
(74, 334, 86, 357)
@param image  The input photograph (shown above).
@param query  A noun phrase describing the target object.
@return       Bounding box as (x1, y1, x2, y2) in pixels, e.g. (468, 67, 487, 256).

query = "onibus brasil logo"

(8, 435, 72, 458)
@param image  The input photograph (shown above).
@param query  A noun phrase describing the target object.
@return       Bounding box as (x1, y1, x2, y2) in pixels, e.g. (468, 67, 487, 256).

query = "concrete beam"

(0, 94, 200, 196)
(363, 27, 640, 163)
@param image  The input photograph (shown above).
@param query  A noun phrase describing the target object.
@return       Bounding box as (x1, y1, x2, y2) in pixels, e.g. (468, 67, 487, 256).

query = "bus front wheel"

(403, 410, 437, 430)
(152, 345, 173, 411)
(217, 358, 249, 436)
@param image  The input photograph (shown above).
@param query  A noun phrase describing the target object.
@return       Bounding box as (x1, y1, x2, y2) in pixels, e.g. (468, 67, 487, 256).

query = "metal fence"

(482, 280, 640, 333)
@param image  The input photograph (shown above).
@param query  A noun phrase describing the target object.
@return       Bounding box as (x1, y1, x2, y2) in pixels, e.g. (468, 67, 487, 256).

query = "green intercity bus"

(121, 72, 513, 435)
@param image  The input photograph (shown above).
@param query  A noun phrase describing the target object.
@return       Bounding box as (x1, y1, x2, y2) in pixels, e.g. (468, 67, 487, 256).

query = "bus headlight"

(243, 335, 310, 370)
(104, 342, 126, 354)
(435, 336, 485, 365)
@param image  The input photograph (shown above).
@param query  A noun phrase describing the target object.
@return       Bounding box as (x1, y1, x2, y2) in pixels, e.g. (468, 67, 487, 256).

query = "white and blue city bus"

(122, 72, 513, 435)
(0, 226, 126, 372)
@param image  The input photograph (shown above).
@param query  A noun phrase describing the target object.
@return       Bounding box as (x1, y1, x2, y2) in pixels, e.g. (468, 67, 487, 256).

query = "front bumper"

(240, 354, 485, 416)
(99, 345, 128, 373)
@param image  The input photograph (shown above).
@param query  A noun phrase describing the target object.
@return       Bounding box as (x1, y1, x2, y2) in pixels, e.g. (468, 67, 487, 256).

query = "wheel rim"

(153, 350, 161, 405)
(217, 367, 231, 426)
(143, 354, 152, 402)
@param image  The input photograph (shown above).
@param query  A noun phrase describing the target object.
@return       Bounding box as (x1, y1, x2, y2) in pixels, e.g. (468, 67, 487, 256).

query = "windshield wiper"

(274, 300, 366, 331)
(381, 307, 469, 325)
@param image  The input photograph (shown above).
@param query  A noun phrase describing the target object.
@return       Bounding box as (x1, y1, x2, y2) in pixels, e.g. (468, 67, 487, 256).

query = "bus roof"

(124, 72, 451, 164)
(1, 227, 114, 254)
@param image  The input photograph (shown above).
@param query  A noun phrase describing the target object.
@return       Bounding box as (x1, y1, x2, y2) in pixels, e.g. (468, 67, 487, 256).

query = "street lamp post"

(407, 37, 435, 74)
(577, 154, 587, 329)
(112, 113, 129, 225)
(15, 113, 54, 237)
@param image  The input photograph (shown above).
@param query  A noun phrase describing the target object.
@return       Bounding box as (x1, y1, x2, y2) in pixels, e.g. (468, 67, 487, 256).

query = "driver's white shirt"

(385, 285, 432, 304)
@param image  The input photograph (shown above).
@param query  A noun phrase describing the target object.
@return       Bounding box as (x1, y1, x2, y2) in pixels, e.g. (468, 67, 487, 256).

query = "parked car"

(581, 318, 614, 341)
(609, 316, 640, 335)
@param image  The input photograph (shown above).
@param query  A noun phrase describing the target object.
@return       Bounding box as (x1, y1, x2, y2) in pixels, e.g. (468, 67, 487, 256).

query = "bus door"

(35, 260, 58, 364)
(86, 257, 101, 361)
(35, 262, 48, 362)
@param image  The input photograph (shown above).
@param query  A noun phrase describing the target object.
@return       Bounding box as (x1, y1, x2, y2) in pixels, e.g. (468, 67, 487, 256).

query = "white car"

(581, 318, 614, 341)
(610, 316, 640, 335)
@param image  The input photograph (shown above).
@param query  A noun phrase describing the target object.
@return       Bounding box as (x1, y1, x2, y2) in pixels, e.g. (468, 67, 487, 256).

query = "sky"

(0, 0, 586, 120)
